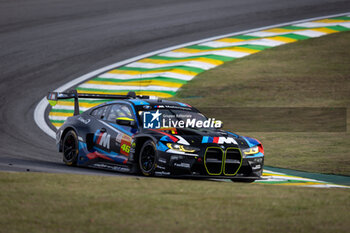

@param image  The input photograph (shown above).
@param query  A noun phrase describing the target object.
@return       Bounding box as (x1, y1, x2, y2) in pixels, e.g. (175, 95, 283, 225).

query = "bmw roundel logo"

(143, 105, 152, 110)
(220, 145, 225, 149)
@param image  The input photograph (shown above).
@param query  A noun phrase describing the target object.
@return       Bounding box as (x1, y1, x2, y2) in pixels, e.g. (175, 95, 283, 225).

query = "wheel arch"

(59, 126, 78, 152)
(133, 136, 157, 162)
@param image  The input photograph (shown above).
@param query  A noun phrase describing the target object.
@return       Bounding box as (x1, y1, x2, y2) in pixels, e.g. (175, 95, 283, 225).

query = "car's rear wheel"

(62, 130, 79, 166)
(139, 140, 157, 176)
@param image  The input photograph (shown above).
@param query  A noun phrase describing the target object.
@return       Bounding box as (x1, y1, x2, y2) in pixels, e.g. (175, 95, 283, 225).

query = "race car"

(47, 90, 264, 181)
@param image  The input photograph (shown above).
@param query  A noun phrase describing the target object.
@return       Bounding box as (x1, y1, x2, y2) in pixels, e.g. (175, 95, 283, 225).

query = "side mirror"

(116, 117, 136, 127)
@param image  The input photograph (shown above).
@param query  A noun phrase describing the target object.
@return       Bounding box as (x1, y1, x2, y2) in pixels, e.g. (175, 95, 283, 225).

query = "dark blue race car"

(47, 90, 264, 181)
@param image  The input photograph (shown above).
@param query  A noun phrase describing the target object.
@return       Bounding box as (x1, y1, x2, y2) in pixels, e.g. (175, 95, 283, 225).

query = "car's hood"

(143, 127, 258, 149)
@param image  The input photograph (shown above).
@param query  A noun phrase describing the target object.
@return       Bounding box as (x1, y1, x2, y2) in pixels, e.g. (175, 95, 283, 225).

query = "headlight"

(242, 146, 259, 155)
(166, 143, 197, 153)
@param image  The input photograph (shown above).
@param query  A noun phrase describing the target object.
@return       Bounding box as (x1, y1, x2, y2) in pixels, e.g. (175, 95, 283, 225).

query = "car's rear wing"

(47, 89, 149, 116)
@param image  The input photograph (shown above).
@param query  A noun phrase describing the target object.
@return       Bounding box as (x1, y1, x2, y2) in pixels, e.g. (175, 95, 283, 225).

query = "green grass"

(0, 172, 349, 233)
(173, 31, 350, 176)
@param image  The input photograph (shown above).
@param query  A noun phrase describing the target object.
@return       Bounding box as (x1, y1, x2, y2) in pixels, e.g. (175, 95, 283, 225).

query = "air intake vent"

(204, 147, 223, 175)
(224, 148, 242, 175)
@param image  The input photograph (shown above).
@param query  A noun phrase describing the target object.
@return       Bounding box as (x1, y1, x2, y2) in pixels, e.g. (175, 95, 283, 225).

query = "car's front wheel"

(62, 130, 79, 166)
(138, 140, 157, 176)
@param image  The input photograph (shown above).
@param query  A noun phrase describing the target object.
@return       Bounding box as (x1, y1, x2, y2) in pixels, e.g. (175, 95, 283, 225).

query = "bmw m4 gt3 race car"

(47, 90, 264, 181)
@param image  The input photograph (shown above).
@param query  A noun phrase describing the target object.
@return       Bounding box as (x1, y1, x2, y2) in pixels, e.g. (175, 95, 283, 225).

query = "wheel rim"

(140, 145, 155, 172)
(63, 134, 77, 161)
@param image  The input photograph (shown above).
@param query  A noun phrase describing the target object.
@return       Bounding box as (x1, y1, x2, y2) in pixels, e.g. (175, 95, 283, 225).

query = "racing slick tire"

(138, 140, 158, 176)
(62, 130, 79, 166)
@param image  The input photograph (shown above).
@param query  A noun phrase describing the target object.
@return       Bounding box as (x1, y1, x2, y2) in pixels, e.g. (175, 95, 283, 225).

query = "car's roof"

(127, 99, 192, 107)
(88, 98, 194, 112)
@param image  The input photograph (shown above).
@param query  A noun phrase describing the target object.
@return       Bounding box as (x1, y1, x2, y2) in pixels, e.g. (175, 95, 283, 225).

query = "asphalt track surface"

(0, 0, 349, 175)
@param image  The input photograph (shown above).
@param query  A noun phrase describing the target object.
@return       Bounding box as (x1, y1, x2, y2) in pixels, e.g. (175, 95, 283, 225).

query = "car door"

(90, 105, 115, 155)
(105, 103, 136, 159)
(89, 105, 129, 165)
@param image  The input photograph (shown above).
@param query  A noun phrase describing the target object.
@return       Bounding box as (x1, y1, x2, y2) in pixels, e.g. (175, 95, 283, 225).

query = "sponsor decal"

(166, 118, 221, 128)
(202, 136, 238, 145)
(164, 105, 191, 110)
(120, 134, 132, 156)
(97, 132, 111, 149)
(155, 171, 171, 176)
(143, 110, 162, 129)
(158, 158, 167, 164)
(174, 162, 191, 168)
(174, 135, 189, 145)
(154, 105, 164, 109)
(143, 110, 222, 129)
(177, 102, 192, 107)
(122, 135, 132, 143)
(121, 144, 130, 155)
(252, 164, 261, 170)
(131, 141, 136, 148)
(170, 155, 184, 160)
(78, 117, 90, 124)
(156, 165, 166, 170)
(92, 163, 130, 172)
(116, 133, 123, 144)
